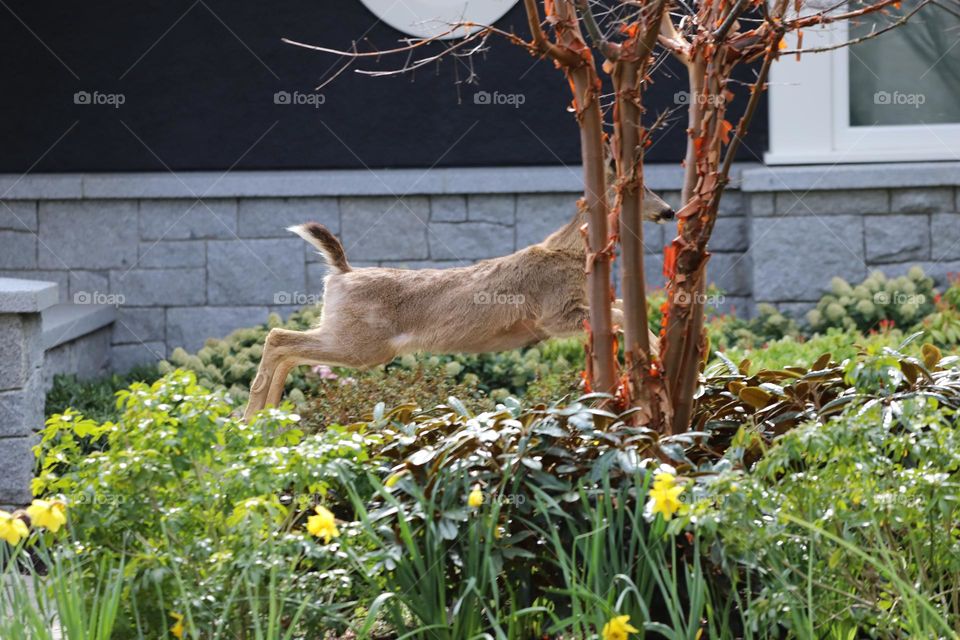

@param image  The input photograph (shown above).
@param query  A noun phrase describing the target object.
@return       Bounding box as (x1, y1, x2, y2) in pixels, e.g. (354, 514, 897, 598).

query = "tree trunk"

(549, 0, 617, 396)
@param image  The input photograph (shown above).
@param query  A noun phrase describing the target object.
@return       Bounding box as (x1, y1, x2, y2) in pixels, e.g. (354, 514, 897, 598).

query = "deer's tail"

(288, 222, 352, 273)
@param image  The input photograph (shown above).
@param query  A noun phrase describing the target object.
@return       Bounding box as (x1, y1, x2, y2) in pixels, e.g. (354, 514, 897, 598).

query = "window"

(359, 0, 520, 40)
(766, 1, 960, 164)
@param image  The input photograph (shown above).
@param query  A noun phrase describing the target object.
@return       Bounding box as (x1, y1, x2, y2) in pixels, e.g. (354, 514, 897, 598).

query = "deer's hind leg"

(242, 327, 394, 421)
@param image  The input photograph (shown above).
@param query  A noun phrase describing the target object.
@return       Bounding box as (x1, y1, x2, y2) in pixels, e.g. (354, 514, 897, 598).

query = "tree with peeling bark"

(287, 0, 930, 434)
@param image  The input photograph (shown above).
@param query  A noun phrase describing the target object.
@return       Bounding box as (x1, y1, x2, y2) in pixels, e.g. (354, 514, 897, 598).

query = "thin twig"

(781, 0, 931, 54)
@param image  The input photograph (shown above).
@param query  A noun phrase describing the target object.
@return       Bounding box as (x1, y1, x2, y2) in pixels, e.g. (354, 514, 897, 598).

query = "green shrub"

(160, 307, 321, 403)
(45, 363, 162, 421)
(300, 362, 492, 429)
(807, 267, 936, 333)
(715, 326, 917, 374)
(345, 395, 717, 638)
(707, 303, 799, 352)
(33, 370, 375, 638)
(690, 396, 960, 637)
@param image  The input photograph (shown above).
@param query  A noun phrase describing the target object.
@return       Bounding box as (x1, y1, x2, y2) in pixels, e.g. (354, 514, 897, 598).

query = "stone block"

(0, 201, 37, 231)
(139, 199, 238, 240)
(42, 303, 115, 350)
(38, 200, 138, 269)
(0, 314, 42, 391)
(717, 190, 745, 215)
(166, 306, 269, 352)
(68, 271, 109, 303)
(238, 198, 338, 238)
(773, 301, 817, 322)
(42, 327, 112, 391)
(643, 254, 666, 290)
(931, 213, 960, 262)
(0, 232, 36, 269)
(340, 196, 430, 260)
(516, 193, 576, 248)
(110, 268, 206, 306)
(0, 272, 67, 304)
(0, 436, 37, 505)
(643, 221, 668, 254)
(747, 193, 774, 216)
(752, 215, 866, 301)
(0, 371, 43, 436)
(774, 190, 888, 216)
(137, 240, 206, 268)
(429, 223, 513, 261)
(712, 296, 751, 318)
(111, 341, 166, 372)
(865, 214, 930, 263)
(707, 253, 751, 296)
(891, 187, 953, 214)
(430, 195, 467, 222)
(467, 194, 514, 225)
(113, 307, 166, 345)
(207, 239, 306, 305)
(709, 216, 748, 252)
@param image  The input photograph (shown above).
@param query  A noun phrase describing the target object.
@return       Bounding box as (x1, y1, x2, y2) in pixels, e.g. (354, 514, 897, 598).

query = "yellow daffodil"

(0, 510, 29, 545)
(169, 611, 184, 639)
(467, 487, 484, 508)
(306, 505, 340, 544)
(647, 473, 685, 521)
(26, 499, 67, 533)
(652, 472, 677, 490)
(602, 614, 639, 640)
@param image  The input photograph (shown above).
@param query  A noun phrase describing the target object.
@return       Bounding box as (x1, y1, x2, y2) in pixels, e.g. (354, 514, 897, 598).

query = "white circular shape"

(359, 0, 520, 40)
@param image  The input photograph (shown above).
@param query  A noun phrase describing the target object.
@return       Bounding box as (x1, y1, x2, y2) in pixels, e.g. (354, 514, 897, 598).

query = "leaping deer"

(242, 191, 674, 421)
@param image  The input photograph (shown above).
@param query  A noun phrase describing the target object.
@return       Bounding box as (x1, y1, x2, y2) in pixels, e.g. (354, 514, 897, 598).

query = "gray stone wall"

(0, 279, 57, 507)
(744, 163, 960, 318)
(1, 163, 958, 372)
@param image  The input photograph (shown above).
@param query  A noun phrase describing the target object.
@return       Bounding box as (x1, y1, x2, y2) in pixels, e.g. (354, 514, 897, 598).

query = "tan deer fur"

(242, 189, 674, 421)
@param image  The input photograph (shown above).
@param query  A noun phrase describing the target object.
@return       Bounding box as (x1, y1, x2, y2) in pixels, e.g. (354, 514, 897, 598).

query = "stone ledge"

(41, 303, 116, 350)
(743, 162, 960, 192)
(0, 278, 59, 313)
(0, 164, 756, 200)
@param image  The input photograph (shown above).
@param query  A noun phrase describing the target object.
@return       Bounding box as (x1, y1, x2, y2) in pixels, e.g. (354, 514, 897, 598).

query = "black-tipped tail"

(288, 222, 351, 273)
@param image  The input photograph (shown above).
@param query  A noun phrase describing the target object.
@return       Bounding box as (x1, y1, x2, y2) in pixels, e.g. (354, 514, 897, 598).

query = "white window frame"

(766, 16, 960, 164)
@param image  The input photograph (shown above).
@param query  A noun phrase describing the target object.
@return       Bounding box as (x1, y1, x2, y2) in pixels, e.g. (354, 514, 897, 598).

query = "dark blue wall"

(0, 1, 768, 172)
